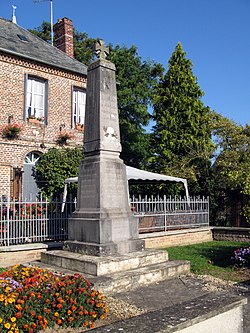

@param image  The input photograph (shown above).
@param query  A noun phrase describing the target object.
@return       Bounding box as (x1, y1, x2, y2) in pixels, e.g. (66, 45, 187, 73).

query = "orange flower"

(57, 298, 64, 304)
(23, 324, 29, 329)
(83, 321, 89, 327)
(67, 309, 72, 315)
(71, 305, 77, 311)
(17, 299, 24, 304)
(57, 303, 63, 309)
(68, 317, 74, 322)
(37, 315, 43, 321)
(16, 312, 22, 319)
(57, 319, 62, 325)
(54, 312, 59, 317)
(15, 304, 22, 311)
(31, 323, 37, 328)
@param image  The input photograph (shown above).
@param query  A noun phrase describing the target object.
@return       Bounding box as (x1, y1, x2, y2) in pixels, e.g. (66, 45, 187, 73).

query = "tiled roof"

(0, 18, 87, 76)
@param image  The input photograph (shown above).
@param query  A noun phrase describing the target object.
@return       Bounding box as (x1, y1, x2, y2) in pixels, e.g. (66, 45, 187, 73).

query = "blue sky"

(1, 0, 250, 126)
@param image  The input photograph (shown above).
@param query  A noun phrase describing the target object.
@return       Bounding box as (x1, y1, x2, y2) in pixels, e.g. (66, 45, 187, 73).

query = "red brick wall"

(0, 52, 86, 196)
(54, 18, 74, 58)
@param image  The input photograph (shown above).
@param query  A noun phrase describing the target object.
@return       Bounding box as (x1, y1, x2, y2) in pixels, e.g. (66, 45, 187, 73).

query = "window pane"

(72, 88, 86, 127)
(25, 77, 46, 120)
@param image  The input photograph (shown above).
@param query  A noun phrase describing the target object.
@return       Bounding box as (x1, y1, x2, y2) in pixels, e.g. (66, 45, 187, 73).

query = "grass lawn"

(165, 240, 250, 283)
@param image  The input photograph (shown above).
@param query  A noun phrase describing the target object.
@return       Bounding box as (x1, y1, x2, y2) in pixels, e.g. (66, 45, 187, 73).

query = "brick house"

(0, 17, 87, 199)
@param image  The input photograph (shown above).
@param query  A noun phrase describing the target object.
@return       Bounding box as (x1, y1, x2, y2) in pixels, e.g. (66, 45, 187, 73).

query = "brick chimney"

(54, 17, 74, 58)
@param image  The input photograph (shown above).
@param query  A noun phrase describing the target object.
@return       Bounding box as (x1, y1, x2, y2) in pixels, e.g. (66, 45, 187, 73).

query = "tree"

(73, 30, 97, 65)
(28, 21, 51, 42)
(107, 45, 164, 168)
(211, 113, 250, 224)
(34, 148, 83, 198)
(151, 43, 214, 195)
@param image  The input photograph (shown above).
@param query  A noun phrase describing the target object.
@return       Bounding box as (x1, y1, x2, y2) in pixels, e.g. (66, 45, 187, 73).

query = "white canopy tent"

(62, 166, 189, 212)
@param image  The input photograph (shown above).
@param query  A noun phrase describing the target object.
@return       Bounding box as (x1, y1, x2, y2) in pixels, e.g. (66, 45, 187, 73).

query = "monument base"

(64, 239, 144, 256)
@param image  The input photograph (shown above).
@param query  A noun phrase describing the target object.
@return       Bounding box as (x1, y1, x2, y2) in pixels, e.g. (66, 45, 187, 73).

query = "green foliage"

(211, 113, 250, 224)
(34, 148, 83, 198)
(73, 30, 97, 65)
(108, 44, 164, 168)
(151, 43, 214, 195)
(213, 114, 250, 194)
(166, 241, 250, 282)
(28, 21, 51, 42)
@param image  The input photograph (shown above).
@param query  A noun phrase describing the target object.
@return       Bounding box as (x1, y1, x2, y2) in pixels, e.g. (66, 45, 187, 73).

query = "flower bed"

(232, 246, 250, 267)
(0, 265, 108, 333)
(1, 124, 22, 140)
(56, 132, 74, 145)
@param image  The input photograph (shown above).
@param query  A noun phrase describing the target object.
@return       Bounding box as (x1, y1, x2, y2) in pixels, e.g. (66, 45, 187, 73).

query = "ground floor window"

(23, 151, 42, 200)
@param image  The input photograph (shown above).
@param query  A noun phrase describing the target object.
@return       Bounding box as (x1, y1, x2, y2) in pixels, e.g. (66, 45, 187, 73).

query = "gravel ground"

(40, 273, 250, 332)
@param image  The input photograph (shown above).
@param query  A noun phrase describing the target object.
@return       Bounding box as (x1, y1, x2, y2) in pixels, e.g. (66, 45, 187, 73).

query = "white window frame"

(72, 87, 86, 128)
(25, 75, 47, 122)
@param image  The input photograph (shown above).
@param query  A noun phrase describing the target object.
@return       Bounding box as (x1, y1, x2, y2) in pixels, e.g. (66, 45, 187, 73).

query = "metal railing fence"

(0, 195, 209, 246)
(130, 195, 209, 233)
(0, 196, 76, 246)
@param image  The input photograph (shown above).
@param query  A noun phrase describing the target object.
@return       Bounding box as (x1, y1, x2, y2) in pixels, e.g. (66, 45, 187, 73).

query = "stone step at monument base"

(41, 249, 169, 276)
(91, 260, 190, 294)
(27, 249, 190, 294)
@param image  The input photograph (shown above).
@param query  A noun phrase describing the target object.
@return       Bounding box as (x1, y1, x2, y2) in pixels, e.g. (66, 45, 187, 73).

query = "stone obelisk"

(65, 40, 144, 256)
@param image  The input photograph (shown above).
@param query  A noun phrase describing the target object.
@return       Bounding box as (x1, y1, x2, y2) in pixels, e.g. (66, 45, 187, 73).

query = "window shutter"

(23, 74, 28, 120)
(71, 85, 75, 128)
(44, 80, 48, 125)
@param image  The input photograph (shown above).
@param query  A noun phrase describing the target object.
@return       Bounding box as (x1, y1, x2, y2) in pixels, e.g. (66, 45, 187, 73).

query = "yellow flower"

(8, 297, 15, 304)
(5, 286, 11, 292)
(8, 331, 13, 333)
(0, 317, 3, 323)
(4, 322, 11, 329)
(11, 317, 16, 323)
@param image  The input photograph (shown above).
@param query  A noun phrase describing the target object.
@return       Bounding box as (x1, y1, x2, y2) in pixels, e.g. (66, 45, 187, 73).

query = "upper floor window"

(24, 75, 48, 123)
(72, 87, 86, 128)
